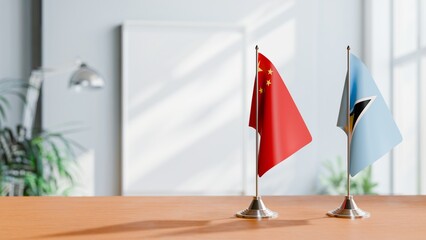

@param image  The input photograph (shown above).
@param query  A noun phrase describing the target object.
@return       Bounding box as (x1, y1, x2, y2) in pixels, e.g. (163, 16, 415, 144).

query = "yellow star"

(266, 80, 272, 86)
(268, 69, 273, 75)
(258, 61, 263, 72)
(259, 88, 264, 94)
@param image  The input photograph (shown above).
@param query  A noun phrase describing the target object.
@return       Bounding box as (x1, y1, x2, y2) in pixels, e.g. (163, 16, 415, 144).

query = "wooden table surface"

(0, 196, 425, 240)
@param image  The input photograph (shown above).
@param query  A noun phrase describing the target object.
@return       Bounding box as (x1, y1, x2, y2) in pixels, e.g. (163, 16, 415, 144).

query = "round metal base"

(327, 195, 370, 219)
(236, 196, 278, 219)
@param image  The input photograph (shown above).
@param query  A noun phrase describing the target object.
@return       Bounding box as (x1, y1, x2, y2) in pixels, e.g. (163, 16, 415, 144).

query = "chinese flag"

(249, 53, 312, 177)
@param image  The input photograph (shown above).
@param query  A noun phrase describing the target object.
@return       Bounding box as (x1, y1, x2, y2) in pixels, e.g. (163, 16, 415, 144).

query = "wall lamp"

(22, 60, 104, 136)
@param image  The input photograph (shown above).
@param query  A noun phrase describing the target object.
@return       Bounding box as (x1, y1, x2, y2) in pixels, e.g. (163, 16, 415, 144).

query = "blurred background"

(0, 0, 424, 196)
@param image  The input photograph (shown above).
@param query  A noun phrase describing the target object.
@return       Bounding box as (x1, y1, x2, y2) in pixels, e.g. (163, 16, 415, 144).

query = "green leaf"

(0, 105, 7, 122)
(0, 96, 11, 108)
(24, 173, 38, 194)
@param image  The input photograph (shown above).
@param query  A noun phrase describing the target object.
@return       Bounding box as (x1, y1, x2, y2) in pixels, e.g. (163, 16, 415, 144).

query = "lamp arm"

(33, 59, 82, 78)
(22, 73, 42, 137)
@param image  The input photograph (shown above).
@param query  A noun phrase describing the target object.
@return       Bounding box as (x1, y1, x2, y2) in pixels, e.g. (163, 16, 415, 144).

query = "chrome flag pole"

(327, 46, 369, 219)
(236, 45, 277, 219)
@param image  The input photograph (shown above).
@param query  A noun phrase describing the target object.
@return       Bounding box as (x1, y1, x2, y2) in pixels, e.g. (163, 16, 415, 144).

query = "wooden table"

(0, 196, 425, 239)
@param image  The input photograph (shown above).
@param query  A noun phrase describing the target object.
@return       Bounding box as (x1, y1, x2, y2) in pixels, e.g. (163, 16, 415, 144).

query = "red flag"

(249, 53, 312, 177)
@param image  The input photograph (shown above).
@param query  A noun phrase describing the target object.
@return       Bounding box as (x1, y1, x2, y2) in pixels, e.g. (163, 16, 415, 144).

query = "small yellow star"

(266, 80, 272, 86)
(268, 69, 273, 75)
(259, 88, 264, 94)
(258, 61, 263, 72)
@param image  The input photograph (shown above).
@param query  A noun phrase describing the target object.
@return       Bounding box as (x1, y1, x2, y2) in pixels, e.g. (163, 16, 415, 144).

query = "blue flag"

(337, 53, 402, 176)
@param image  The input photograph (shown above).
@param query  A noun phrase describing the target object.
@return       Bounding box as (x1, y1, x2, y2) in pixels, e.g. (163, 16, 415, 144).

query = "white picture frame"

(121, 21, 248, 195)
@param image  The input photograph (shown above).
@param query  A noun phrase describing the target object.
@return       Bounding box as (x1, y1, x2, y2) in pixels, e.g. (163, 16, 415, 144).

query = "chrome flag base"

(236, 196, 278, 219)
(327, 195, 370, 219)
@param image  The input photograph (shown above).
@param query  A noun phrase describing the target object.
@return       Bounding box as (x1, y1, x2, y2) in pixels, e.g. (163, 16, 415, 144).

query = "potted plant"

(318, 156, 378, 195)
(0, 79, 80, 196)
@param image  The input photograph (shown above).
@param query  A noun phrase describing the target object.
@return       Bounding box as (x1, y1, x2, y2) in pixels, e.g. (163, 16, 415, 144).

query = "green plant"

(0, 126, 82, 196)
(0, 79, 81, 196)
(318, 156, 378, 195)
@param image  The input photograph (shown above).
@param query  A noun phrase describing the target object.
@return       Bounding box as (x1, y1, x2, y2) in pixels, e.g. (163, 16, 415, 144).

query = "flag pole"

(346, 46, 351, 198)
(326, 46, 369, 219)
(255, 45, 260, 198)
(236, 45, 277, 219)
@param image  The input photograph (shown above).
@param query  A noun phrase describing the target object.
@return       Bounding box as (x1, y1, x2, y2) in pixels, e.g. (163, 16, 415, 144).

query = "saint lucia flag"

(337, 53, 402, 176)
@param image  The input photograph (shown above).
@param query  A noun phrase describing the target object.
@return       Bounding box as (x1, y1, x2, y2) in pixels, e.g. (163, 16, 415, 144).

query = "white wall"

(0, 0, 31, 127)
(42, 0, 363, 195)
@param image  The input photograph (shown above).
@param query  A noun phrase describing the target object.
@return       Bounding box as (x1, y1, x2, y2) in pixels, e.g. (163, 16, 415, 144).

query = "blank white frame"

(121, 21, 248, 195)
